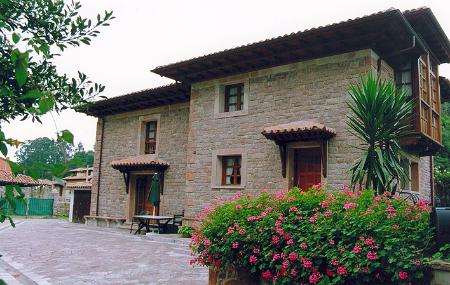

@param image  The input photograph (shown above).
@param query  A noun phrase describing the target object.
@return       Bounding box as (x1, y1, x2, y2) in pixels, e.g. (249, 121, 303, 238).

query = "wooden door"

(294, 147, 322, 191)
(73, 190, 91, 223)
(135, 175, 158, 215)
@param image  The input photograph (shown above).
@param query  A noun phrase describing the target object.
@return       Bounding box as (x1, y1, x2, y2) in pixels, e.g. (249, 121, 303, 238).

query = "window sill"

(211, 185, 246, 190)
(214, 109, 248, 119)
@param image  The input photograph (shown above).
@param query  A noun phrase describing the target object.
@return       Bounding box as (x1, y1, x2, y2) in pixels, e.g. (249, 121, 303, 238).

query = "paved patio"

(0, 219, 208, 285)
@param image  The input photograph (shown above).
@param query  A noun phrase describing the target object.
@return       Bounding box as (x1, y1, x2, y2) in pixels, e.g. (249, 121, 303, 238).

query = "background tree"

(0, 0, 113, 225)
(347, 72, 414, 194)
(67, 142, 94, 170)
(435, 102, 450, 170)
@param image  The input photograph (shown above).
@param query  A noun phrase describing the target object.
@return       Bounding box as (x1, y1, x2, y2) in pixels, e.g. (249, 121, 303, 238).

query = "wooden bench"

(84, 216, 126, 228)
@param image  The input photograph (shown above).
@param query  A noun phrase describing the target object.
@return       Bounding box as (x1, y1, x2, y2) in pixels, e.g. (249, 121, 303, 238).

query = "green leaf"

(20, 90, 44, 100)
(38, 94, 55, 114)
(0, 142, 7, 156)
(12, 33, 20, 43)
(59, 130, 74, 145)
(14, 51, 29, 87)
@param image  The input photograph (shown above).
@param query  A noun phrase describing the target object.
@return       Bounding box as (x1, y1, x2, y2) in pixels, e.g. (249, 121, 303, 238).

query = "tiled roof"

(0, 171, 41, 186)
(111, 155, 169, 170)
(262, 121, 336, 142)
(69, 167, 93, 172)
(65, 182, 92, 189)
(63, 175, 92, 181)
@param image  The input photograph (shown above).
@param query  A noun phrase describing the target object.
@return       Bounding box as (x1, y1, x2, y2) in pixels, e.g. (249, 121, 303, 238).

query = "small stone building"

(86, 7, 450, 223)
(63, 168, 93, 223)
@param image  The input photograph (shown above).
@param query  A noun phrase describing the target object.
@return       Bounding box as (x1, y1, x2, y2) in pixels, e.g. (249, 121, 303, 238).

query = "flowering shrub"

(190, 187, 433, 284)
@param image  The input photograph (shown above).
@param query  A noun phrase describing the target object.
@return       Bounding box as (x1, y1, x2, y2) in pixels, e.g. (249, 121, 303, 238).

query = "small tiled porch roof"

(262, 121, 336, 142)
(65, 181, 92, 189)
(110, 155, 169, 171)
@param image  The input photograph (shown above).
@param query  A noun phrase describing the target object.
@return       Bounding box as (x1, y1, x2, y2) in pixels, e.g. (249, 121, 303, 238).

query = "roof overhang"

(110, 155, 169, 172)
(65, 182, 92, 190)
(440, 76, 450, 103)
(152, 8, 449, 83)
(262, 121, 336, 143)
(85, 83, 191, 117)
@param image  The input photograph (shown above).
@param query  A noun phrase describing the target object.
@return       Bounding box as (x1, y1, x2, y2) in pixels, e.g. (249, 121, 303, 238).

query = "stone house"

(87, 8, 450, 224)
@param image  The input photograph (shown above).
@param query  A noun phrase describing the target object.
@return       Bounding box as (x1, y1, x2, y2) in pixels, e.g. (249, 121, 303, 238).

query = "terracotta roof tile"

(262, 121, 336, 135)
(65, 181, 92, 189)
(111, 155, 169, 170)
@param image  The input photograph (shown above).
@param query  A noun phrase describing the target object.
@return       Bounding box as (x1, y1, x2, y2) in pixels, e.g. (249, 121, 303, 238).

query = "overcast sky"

(4, 0, 450, 159)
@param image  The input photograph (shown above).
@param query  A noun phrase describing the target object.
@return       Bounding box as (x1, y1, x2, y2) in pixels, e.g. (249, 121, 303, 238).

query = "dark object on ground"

(432, 207, 450, 246)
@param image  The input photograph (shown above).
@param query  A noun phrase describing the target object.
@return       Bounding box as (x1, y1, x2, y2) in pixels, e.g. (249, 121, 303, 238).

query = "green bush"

(178, 225, 195, 238)
(432, 244, 450, 263)
(190, 187, 434, 284)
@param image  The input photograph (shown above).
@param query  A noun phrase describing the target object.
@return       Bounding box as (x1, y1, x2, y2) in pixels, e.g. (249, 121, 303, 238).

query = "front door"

(135, 175, 158, 215)
(73, 190, 91, 223)
(293, 147, 322, 191)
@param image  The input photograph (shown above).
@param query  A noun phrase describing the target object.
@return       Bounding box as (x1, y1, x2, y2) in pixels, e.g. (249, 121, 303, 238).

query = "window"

(144, 121, 157, 154)
(221, 156, 241, 185)
(224, 83, 244, 112)
(396, 62, 412, 97)
(400, 158, 419, 192)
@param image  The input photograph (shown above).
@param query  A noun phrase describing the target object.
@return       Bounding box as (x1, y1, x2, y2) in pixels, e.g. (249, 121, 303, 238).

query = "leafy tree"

(347, 72, 414, 194)
(67, 142, 94, 169)
(435, 102, 450, 170)
(15, 137, 73, 178)
(0, 0, 113, 225)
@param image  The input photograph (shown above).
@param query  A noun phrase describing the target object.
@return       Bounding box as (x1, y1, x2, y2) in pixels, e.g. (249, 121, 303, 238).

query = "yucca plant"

(347, 72, 414, 194)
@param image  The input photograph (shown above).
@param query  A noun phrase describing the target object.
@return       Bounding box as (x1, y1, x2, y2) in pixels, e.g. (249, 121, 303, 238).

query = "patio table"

(132, 215, 173, 234)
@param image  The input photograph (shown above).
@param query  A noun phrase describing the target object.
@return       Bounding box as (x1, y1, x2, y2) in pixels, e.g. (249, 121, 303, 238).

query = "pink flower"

(232, 242, 239, 249)
(290, 269, 297, 277)
(235, 204, 243, 210)
(276, 227, 284, 234)
(340, 183, 350, 191)
(247, 204, 253, 209)
(367, 251, 377, 260)
(309, 216, 316, 223)
(256, 204, 262, 208)
(385, 206, 396, 212)
(325, 210, 332, 217)
(337, 266, 347, 276)
(308, 273, 322, 284)
(282, 260, 290, 269)
(312, 183, 322, 190)
(387, 213, 396, 219)
(359, 236, 365, 242)
(332, 260, 339, 266)
(289, 206, 298, 212)
(227, 227, 235, 234)
(288, 252, 298, 261)
(262, 270, 272, 280)
(273, 253, 281, 261)
(398, 271, 408, 280)
(272, 235, 280, 244)
(260, 212, 267, 218)
(365, 238, 374, 245)
(343, 202, 358, 210)
(287, 239, 293, 245)
(249, 255, 257, 264)
(366, 208, 374, 214)
(239, 229, 246, 235)
(353, 245, 362, 254)
(274, 220, 282, 227)
(375, 196, 383, 201)
(321, 201, 329, 208)
(253, 248, 260, 254)
(203, 239, 211, 246)
(283, 233, 292, 240)
(303, 260, 313, 268)
(300, 242, 308, 249)
(266, 207, 273, 212)
(329, 239, 335, 245)
(392, 224, 400, 230)
(287, 197, 295, 202)
(415, 260, 421, 266)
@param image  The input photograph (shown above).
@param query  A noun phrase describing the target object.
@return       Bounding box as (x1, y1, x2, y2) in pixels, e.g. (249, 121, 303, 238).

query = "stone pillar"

(90, 117, 104, 216)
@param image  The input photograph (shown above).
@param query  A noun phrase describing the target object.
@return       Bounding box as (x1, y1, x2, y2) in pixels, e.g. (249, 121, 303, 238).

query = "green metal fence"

(3, 198, 53, 216)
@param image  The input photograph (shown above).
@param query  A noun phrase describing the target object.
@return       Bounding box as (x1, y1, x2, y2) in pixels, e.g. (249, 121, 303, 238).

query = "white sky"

(4, 0, 450, 159)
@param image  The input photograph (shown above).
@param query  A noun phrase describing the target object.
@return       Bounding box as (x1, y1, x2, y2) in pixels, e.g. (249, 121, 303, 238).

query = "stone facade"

(90, 103, 190, 218)
(90, 49, 434, 220)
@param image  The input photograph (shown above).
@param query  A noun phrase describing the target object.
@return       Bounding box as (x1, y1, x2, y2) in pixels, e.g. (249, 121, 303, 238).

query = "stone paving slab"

(0, 219, 207, 285)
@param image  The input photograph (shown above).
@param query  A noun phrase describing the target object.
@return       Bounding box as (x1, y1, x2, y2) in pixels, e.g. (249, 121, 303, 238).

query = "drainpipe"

(95, 117, 105, 216)
(430, 156, 435, 206)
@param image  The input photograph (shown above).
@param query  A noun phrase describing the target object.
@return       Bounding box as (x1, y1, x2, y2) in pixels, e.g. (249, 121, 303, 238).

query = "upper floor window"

(145, 121, 157, 154)
(224, 83, 244, 112)
(397, 63, 412, 97)
(221, 155, 241, 185)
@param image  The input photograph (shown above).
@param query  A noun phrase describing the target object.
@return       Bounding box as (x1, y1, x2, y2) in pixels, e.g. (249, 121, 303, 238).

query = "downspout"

(95, 117, 105, 216)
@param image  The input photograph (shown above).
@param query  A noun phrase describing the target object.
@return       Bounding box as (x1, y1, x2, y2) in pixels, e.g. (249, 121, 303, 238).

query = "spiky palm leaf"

(347, 72, 414, 194)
